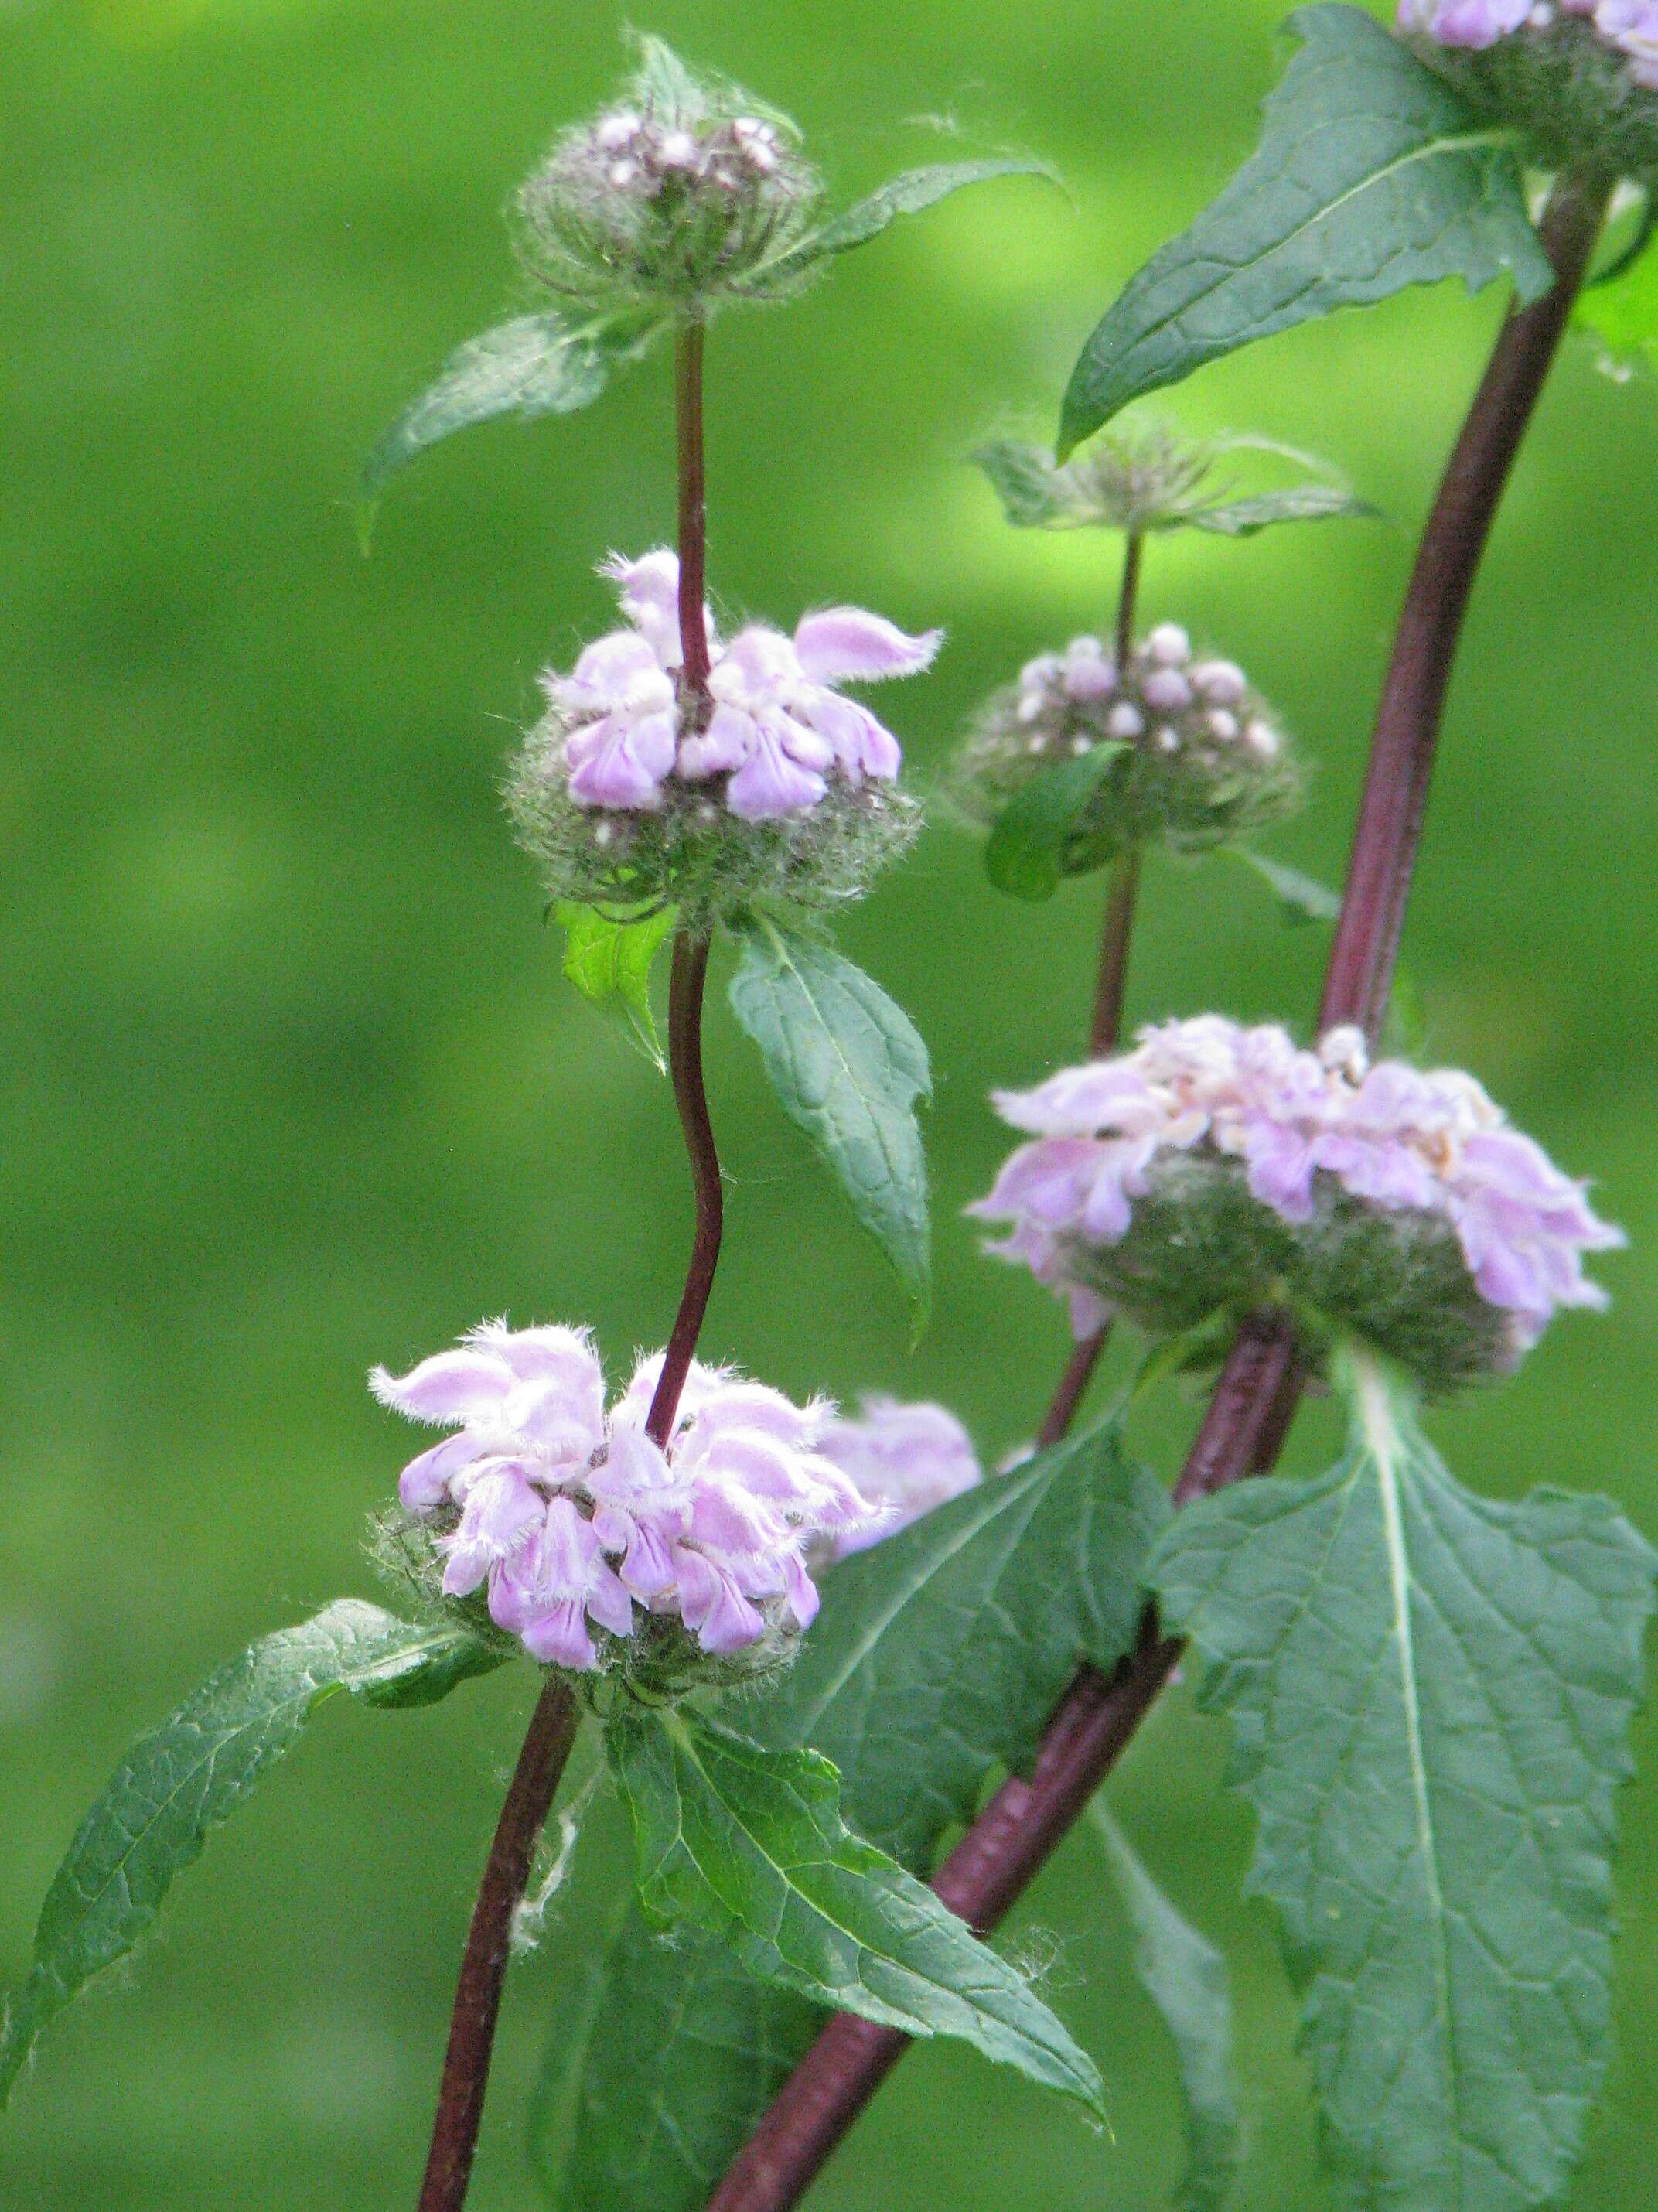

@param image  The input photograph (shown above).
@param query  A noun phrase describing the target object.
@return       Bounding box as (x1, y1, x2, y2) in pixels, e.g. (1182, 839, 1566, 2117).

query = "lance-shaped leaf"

(1224, 845, 1342, 923)
(538, 1423, 1165, 2210)
(728, 919, 931, 1332)
(0, 1603, 503, 2107)
(606, 1705, 1105, 2117)
(762, 157, 1055, 285)
(1150, 1353, 1656, 2212)
(556, 902, 676, 1073)
(1090, 1802, 1243, 2212)
(1060, 4, 1553, 454)
(984, 742, 1127, 903)
(1188, 481, 1375, 536)
(360, 307, 664, 517)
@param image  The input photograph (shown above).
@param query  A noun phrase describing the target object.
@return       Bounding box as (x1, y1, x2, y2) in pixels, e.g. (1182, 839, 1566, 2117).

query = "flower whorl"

(972, 1018, 1622, 1392)
(374, 1325, 880, 1680)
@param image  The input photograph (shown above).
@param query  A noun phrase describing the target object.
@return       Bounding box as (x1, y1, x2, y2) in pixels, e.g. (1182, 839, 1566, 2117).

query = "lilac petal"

(397, 1432, 479, 1513)
(793, 608, 943, 684)
(677, 703, 756, 780)
(725, 725, 826, 819)
(675, 1549, 766, 1653)
(601, 549, 695, 668)
(519, 1599, 599, 1671)
(549, 630, 663, 712)
(585, 1562, 637, 1640)
(370, 1347, 516, 1426)
(616, 1511, 682, 1599)
(780, 1547, 820, 1630)
(796, 691, 899, 783)
(567, 726, 667, 811)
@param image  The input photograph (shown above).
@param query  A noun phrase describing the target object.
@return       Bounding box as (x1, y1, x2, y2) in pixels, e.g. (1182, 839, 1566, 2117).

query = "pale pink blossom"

(972, 1018, 1622, 1348)
(375, 1325, 873, 1669)
(817, 1397, 984, 1558)
(539, 551, 940, 820)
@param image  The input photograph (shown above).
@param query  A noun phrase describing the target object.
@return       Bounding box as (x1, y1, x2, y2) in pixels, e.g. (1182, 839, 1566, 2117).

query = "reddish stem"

(701, 173, 1609, 2212)
(676, 317, 712, 707)
(415, 1681, 580, 2212)
(645, 931, 724, 1446)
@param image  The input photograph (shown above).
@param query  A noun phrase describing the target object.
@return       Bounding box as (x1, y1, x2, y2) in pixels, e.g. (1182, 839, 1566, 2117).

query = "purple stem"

(701, 171, 1609, 2212)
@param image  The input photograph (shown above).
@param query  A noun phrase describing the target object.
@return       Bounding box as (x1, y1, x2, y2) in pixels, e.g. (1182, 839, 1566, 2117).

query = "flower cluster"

(954, 623, 1300, 873)
(973, 1017, 1622, 1391)
(374, 1323, 881, 1678)
(1400, 2, 1658, 176)
(513, 45, 820, 312)
(817, 1396, 984, 1558)
(507, 551, 935, 923)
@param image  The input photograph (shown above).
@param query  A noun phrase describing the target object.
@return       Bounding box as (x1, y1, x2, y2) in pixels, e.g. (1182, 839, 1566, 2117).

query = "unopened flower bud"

(971, 1016, 1622, 1394)
(513, 41, 822, 314)
(954, 626, 1301, 876)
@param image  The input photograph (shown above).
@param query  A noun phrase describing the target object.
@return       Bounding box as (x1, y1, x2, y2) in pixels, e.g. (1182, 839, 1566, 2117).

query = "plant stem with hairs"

(700, 171, 1610, 2212)
(414, 312, 730, 2212)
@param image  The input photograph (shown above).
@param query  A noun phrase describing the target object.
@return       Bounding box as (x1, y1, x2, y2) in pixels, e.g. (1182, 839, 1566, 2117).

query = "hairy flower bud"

(372, 1324, 887, 1691)
(505, 551, 936, 927)
(512, 40, 821, 313)
(971, 1018, 1623, 1394)
(1399, 1, 1658, 177)
(954, 627, 1300, 872)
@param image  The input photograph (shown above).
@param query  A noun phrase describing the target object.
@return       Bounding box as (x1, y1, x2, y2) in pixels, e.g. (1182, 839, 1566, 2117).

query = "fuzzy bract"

(954, 625, 1299, 872)
(1400, 1, 1658, 172)
(507, 551, 936, 924)
(512, 43, 821, 313)
(374, 1324, 879, 1678)
(817, 1396, 984, 1558)
(971, 1019, 1622, 1391)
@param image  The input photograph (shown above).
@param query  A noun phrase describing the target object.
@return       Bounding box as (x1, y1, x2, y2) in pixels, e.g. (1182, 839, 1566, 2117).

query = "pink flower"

(1398, 0, 1531, 46)
(374, 1326, 857, 1669)
(817, 1398, 984, 1558)
(972, 1018, 1622, 1350)
(538, 550, 940, 821)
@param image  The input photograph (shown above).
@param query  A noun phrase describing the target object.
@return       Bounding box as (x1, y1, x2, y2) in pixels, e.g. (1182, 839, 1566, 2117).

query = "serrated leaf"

(536, 1423, 1164, 2212)
(1090, 1802, 1242, 2212)
(360, 309, 664, 518)
(606, 1707, 1105, 2117)
(632, 32, 704, 114)
(984, 742, 1128, 903)
(1150, 1353, 1657, 2212)
(1225, 845, 1342, 923)
(556, 903, 676, 1073)
(763, 158, 1054, 284)
(728, 920, 930, 1332)
(0, 1603, 503, 2106)
(1059, 4, 1552, 454)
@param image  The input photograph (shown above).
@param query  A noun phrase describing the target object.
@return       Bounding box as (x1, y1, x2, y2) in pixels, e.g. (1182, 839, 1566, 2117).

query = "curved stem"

(415, 1681, 580, 2212)
(646, 930, 724, 1446)
(1114, 527, 1144, 669)
(701, 174, 1609, 2212)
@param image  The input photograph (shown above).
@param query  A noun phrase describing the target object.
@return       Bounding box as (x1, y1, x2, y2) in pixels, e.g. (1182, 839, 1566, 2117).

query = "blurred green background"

(3, 1, 1656, 2206)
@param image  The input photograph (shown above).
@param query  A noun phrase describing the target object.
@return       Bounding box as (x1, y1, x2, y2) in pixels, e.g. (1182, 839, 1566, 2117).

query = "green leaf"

(984, 743, 1128, 903)
(1225, 845, 1342, 923)
(761, 1422, 1168, 1865)
(1150, 1353, 1657, 2212)
(0, 1603, 503, 2106)
(535, 1423, 1164, 2212)
(764, 158, 1055, 283)
(1574, 225, 1658, 369)
(1059, 5, 1552, 454)
(606, 1706, 1105, 2118)
(632, 32, 704, 115)
(556, 903, 676, 1073)
(360, 309, 664, 520)
(728, 920, 931, 1333)
(1090, 1802, 1242, 2212)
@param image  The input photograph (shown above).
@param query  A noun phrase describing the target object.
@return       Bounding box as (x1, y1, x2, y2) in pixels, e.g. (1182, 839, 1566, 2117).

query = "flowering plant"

(9, 17, 1658, 2212)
